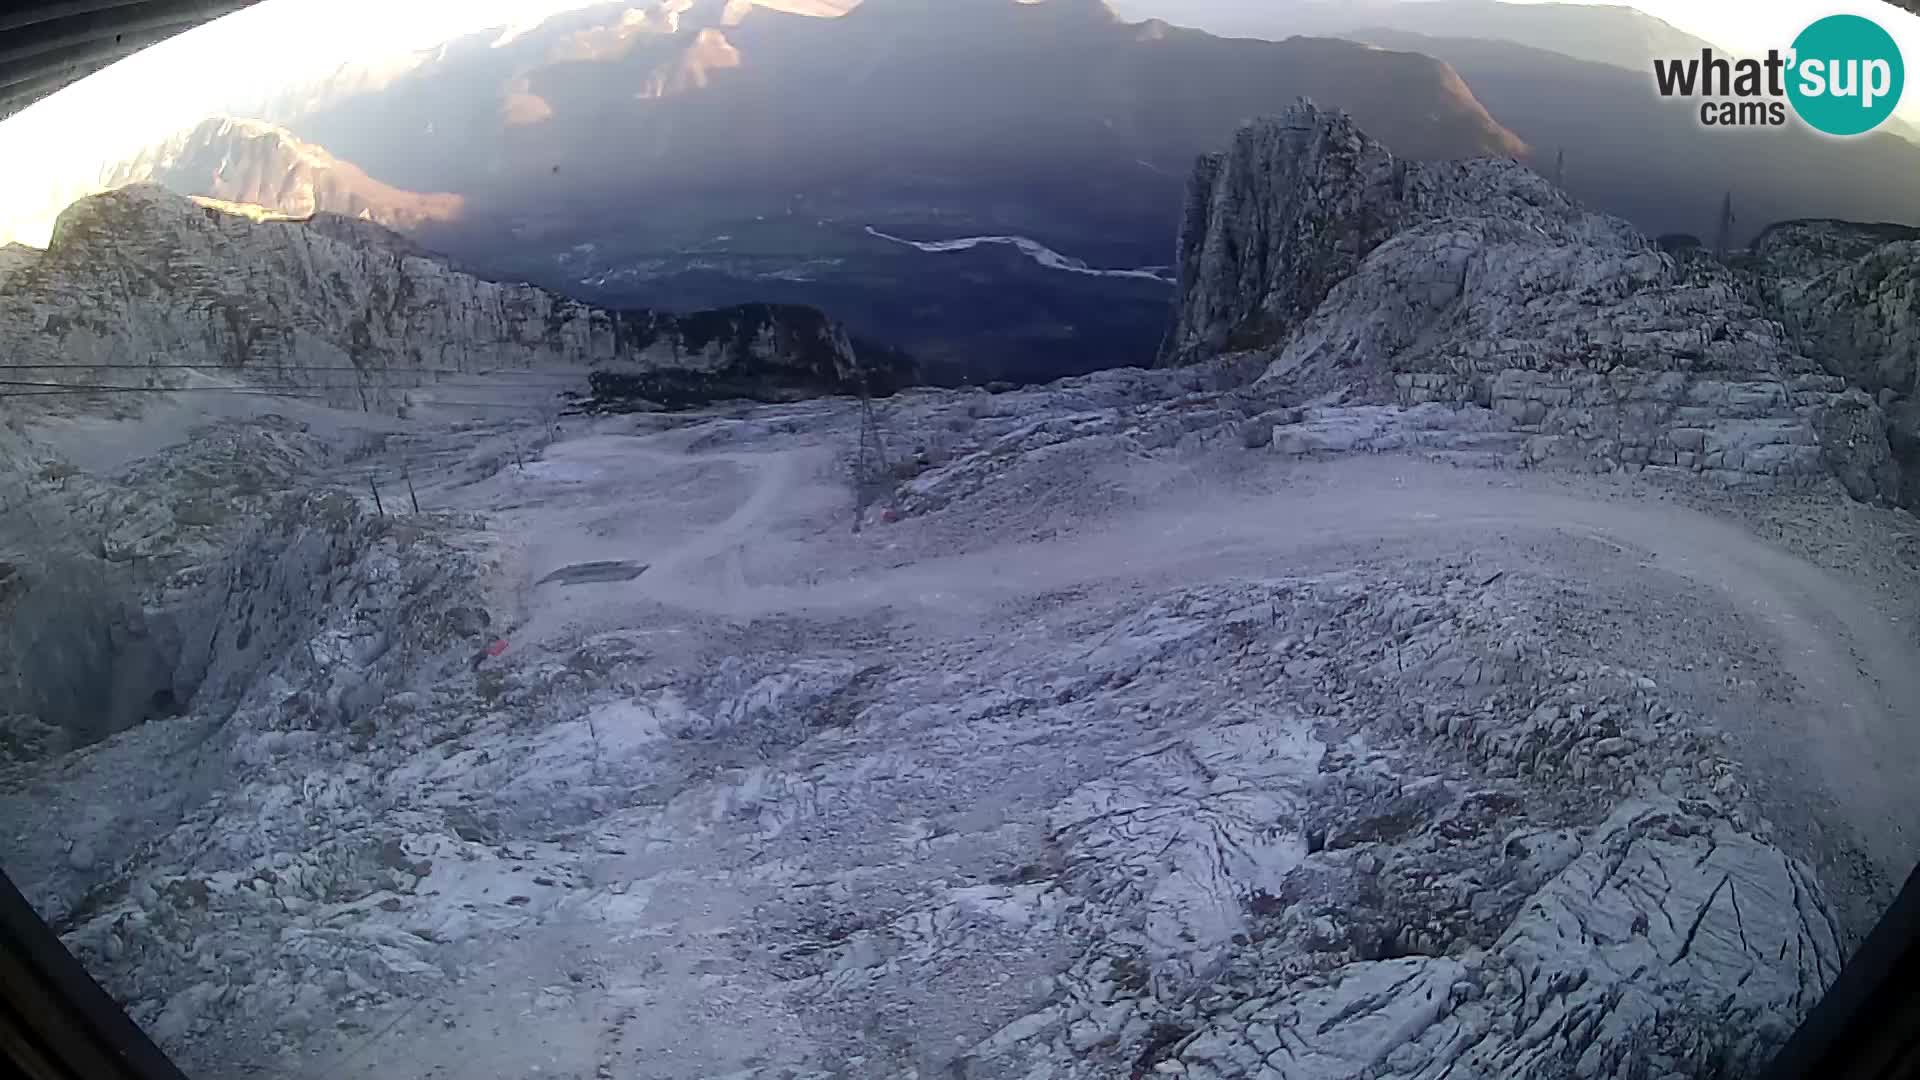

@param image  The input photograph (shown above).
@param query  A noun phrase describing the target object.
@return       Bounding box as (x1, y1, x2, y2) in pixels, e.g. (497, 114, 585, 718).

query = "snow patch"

(864, 226, 1174, 283)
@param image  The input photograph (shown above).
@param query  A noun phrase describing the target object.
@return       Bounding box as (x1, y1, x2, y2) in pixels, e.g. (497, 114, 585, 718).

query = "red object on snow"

(880, 508, 899, 524)
(486, 639, 510, 657)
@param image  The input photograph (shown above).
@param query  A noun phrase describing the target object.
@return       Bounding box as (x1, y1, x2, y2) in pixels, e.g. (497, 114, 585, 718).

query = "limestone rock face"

(1744, 221, 1920, 506)
(1745, 221, 1920, 398)
(0, 185, 909, 412)
(1745, 219, 1920, 313)
(0, 242, 36, 288)
(101, 116, 467, 233)
(1162, 107, 1408, 365)
(1162, 104, 1899, 502)
(0, 368, 1866, 1077)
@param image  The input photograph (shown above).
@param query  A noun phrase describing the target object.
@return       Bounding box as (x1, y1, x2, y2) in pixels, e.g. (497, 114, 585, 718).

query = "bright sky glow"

(0, 0, 605, 246)
(1507, 0, 1920, 108)
(1, 0, 1917, 247)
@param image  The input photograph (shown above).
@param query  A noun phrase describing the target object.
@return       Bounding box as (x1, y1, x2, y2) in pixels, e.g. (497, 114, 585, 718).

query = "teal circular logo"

(1787, 14, 1905, 136)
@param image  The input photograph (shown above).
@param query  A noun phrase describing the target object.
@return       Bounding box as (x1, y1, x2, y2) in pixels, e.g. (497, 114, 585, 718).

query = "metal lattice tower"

(851, 377, 894, 533)
(1713, 191, 1736, 261)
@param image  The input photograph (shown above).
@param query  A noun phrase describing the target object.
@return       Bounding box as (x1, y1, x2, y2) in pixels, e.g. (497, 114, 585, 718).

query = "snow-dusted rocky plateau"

(3, 105, 1920, 1080)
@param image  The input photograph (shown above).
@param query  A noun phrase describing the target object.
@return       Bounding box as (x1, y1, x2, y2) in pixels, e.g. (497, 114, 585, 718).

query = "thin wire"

(0, 379, 583, 394)
(0, 385, 332, 397)
(0, 362, 589, 376)
(0, 387, 571, 410)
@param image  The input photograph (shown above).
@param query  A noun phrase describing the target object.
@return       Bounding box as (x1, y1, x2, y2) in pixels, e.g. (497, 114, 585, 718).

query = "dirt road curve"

(290, 426, 1920, 1080)
(501, 440, 1919, 892)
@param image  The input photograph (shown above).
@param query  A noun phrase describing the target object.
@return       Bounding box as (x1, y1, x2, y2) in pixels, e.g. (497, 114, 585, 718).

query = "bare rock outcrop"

(1162, 103, 1900, 503)
(0, 185, 911, 412)
(1742, 220, 1920, 507)
(0, 415, 358, 755)
(0, 374, 1869, 1077)
(0, 242, 36, 288)
(1162, 108, 1410, 364)
(11, 510, 1849, 1079)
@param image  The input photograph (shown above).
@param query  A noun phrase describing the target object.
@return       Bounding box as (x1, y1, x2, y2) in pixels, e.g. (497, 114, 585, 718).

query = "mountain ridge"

(1346, 28, 1920, 244)
(1165, 104, 1898, 503)
(100, 116, 467, 235)
(2, 184, 911, 414)
(1110, 0, 1715, 73)
(239, 0, 1524, 382)
(7, 1, 1525, 387)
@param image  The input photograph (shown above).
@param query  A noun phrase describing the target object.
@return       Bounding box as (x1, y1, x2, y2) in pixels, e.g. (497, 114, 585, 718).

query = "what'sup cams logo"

(1652, 14, 1905, 136)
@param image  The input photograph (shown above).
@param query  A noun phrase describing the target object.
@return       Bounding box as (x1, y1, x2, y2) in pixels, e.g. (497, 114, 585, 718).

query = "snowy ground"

(3, 368, 1920, 1079)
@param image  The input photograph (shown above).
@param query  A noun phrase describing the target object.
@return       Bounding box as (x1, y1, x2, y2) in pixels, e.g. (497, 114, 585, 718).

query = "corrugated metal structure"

(0, 1, 258, 122)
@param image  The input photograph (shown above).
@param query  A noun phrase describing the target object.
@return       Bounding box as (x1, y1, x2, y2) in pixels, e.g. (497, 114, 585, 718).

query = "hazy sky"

(1, 0, 1917, 246)
(1511, 0, 1920, 68)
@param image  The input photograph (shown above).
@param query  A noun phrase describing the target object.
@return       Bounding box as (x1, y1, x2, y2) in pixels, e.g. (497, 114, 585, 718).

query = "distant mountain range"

(1348, 29, 1920, 245)
(1109, 0, 1713, 72)
(109, 0, 1523, 384)
(63, 0, 1920, 384)
(1118, 0, 1920, 243)
(103, 117, 466, 233)
(1, 184, 908, 412)
(275, 0, 1522, 237)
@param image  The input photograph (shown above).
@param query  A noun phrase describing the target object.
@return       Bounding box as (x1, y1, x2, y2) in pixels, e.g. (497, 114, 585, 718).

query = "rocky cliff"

(101, 116, 466, 233)
(1162, 103, 1898, 503)
(1741, 221, 1920, 507)
(0, 185, 911, 411)
(0, 243, 35, 288)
